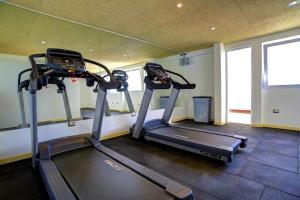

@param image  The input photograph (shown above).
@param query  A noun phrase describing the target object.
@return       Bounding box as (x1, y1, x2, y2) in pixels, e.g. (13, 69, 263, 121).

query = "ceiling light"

(288, 0, 300, 7)
(123, 54, 127, 57)
(211, 27, 216, 30)
(41, 41, 46, 44)
(88, 49, 94, 52)
(176, 3, 182, 8)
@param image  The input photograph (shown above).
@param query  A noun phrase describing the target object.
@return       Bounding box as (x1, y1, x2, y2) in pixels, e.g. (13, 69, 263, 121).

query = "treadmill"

(94, 70, 135, 116)
(131, 63, 247, 162)
(27, 49, 192, 200)
(17, 66, 75, 128)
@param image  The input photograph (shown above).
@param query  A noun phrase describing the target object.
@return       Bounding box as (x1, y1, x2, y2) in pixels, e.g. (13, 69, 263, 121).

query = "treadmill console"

(112, 70, 128, 82)
(144, 63, 169, 82)
(112, 70, 129, 91)
(46, 48, 85, 74)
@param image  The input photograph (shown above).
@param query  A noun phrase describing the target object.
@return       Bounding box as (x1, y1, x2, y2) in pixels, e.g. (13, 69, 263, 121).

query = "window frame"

(263, 37, 300, 88)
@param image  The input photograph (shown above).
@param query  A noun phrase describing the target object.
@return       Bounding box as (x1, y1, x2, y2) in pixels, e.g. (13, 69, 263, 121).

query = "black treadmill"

(27, 49, 193, 200)
(17, 66, 75, 128)
(131, 63, 247, 162)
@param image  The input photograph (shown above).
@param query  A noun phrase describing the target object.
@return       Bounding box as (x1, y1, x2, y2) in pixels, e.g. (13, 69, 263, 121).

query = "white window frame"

(263, 38, 300, 88)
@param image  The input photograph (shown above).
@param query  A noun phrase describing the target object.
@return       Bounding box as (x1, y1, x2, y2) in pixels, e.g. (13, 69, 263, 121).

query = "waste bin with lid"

(160, 96, 169, 109)
(193, 96, 212, 123)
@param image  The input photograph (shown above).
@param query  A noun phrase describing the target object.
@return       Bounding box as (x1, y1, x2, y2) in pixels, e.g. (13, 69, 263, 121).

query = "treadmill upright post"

(61, 89, 75, 126)
(18, 90, 27, 128)
(162, 87, 180, 123)
(132, 87, 153, 138)
(104, 100, 111, 116)
(28, 81, 38, 169)
(124, 89, 135, 113)
(92, 88, 107, 141)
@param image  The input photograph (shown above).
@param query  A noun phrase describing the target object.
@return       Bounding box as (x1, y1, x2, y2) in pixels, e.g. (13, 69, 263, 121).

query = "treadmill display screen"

(46, 48, 85, 74)
(49, 57, 83, 70)
(144, 63, 169, 82)
(112, 70, 128, 82)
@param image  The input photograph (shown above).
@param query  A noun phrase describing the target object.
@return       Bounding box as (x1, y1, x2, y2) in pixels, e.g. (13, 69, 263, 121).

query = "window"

(126, 69, 142, 91)
(264, 38, 300, 87)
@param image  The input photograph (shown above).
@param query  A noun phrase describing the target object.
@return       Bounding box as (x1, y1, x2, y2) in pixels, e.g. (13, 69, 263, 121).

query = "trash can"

(160, 96, 169, 109)
(193, 96, 212, 123)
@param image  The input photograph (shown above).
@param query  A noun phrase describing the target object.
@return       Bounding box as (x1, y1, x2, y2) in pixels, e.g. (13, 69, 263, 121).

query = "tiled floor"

(0, 160, 48, 200)
(1, 120, 299, 200)
(103, 120, 300, 200)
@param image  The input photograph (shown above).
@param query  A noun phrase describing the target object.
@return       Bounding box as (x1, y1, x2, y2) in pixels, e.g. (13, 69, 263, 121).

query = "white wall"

(226, 27, 300, 129)
(153, 48, 215, 118)
(213, 43, 226, 124)
(0, 53, 81, 129)
(0, 107, 185, 160)
(262, 88, 300, 127)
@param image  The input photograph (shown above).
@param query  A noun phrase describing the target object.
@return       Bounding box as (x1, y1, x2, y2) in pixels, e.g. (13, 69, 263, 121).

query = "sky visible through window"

(126, 69, 142, 91)
(266, 40, 300, 86)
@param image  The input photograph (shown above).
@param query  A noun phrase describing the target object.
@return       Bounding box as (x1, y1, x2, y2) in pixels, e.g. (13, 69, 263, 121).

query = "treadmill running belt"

(146, 126, 241, 150)
(53, 147, 172, 200)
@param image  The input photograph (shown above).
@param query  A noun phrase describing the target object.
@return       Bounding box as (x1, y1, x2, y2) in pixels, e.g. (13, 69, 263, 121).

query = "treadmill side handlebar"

(144, 77, 171, 90)
(172, 82, 196, 90)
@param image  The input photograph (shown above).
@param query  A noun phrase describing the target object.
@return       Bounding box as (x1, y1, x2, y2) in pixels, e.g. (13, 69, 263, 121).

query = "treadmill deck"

(53, 147, 172, 200)
(145, 126, 242, 151)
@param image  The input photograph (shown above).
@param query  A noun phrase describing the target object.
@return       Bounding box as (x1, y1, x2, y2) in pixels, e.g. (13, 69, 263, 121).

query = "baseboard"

(81, 107, 130, 113)
(109, 109, 130, 113)
(100, 130, 129, 141)
(38, 117, 82, 124)
(214, 121, 226, 126)
(185, 117, 194, 120)
(252, 123, 300, 131)
(80, 107, 95, 110)
(0, 153, 32, 165)
(171, 117, 188, 123)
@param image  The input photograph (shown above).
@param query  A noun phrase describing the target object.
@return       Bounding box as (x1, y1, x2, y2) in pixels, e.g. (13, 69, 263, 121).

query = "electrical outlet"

(273, 109, 280, 114)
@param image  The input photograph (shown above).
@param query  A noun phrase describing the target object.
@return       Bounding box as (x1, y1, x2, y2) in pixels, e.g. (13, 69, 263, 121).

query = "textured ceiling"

(0, 2, 173, 71)
(1, 0, 300, 71)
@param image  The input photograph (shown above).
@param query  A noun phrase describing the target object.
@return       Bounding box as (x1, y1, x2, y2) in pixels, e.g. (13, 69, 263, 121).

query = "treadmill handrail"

(144, 76, 171, 90)
(142, 63, 195, 90)
(164, 69, 196, 90)
(28, 57, 121, 94)
(18, 68, 32, 88)
(97, 69, 129, 92)
(84, 58, 114, 81)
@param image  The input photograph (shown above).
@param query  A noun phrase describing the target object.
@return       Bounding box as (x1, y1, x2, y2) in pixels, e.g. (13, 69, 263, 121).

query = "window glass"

(126, 69, 142, 91)
(265, 39, 300, 86)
